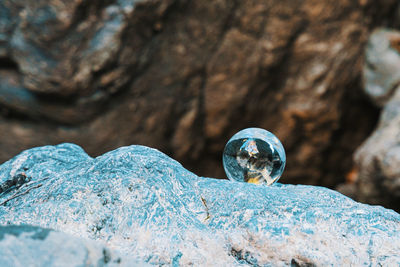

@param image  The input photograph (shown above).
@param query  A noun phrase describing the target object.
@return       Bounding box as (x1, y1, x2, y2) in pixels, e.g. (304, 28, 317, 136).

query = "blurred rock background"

(0, 0, 400, 211)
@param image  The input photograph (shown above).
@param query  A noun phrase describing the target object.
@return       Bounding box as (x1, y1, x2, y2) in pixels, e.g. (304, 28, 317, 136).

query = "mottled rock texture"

(1, 0, 399, 187)
(362, 29, 400, 106)
(0, 144, 399, 266)
(0, 225, 145, 267)
(341, 28, 400, 211)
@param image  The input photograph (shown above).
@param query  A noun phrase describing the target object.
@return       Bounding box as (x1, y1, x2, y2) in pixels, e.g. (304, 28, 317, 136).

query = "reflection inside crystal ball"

(223, 128, 286, 185)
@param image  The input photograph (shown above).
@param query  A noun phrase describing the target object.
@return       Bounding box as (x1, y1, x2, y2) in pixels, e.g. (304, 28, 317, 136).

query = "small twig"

(16, 177, 49, 192)
(201, 196, 210, 221)
(0, 177, 50, 206)
(0, 183, 44, 206)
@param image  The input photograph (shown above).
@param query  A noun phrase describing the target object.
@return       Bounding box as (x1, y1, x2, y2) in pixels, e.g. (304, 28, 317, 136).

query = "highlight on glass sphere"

(222, 128, 286, 185)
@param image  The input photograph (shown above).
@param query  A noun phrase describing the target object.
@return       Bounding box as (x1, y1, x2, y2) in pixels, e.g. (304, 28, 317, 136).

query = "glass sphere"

(223, 128, 286, 185)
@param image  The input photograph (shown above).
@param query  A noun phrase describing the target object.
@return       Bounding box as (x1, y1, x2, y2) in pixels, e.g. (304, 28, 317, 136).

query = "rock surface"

(343, 28, 400, 211)
(0, 225, 145, 267)
(363, 28, 400, 107)
(0, 144, 399, 266)
(0, 0, 397, 186)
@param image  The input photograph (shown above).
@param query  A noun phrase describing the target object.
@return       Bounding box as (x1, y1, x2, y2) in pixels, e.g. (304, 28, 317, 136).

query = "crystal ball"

(223, 128, 286, 185)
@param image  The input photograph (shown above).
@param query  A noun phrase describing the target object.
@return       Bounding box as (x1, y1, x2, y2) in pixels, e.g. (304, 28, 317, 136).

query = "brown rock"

(0, 0, 397, 188)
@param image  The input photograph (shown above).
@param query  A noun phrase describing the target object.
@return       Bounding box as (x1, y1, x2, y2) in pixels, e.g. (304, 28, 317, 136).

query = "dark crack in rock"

(0, 172, 29, 195)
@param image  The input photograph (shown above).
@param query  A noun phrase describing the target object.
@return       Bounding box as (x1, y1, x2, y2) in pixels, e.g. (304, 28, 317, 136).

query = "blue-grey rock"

(353, 87, 400, 209)
(347, 28, 400, 210)
(0, 144, 399, 266)
(363, 28, 400, 107)
(0, 225, 146, 267)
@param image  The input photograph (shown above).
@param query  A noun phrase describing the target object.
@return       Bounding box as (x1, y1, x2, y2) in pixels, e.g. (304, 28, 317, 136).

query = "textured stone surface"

(354, 89, 400, 211)
(0, 225, 145, 267)
(341, 28, 400, 211)
(0, 144, 399, 266)
(0, 0, 396, 187)
(363, 28, 400, 107)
